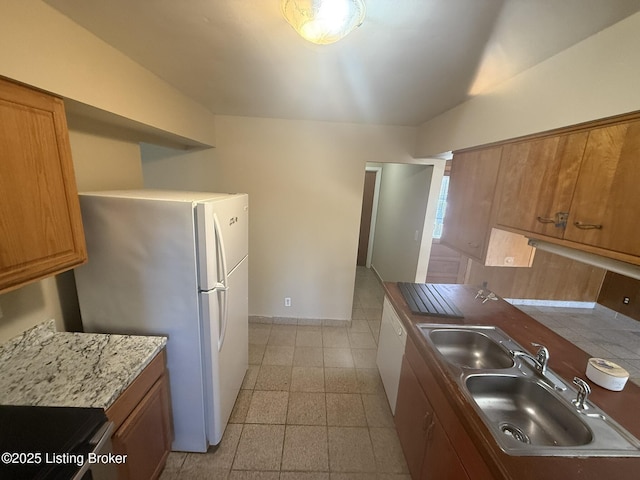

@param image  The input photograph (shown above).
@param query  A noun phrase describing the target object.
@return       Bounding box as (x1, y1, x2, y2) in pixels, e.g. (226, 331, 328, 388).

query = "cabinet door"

(564, 120, 640, 259)
(395, 355, 470, 480)
(422, 420, 470, 480)
(112, 374, 172, 480)
(0, 78, 86, 292)
(495, 132, 588, 238)
(395, 356, 431, 479)
(441, 147, 502, 261)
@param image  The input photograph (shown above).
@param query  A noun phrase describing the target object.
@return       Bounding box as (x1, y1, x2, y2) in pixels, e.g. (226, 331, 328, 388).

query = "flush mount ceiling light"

(281, 0, 366, 45)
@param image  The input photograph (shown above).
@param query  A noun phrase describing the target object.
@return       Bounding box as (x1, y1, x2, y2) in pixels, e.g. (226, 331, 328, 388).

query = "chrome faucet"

(572, 377, 591, 410)
(511, 343, 568, 392)
(511, 342, 550, 375)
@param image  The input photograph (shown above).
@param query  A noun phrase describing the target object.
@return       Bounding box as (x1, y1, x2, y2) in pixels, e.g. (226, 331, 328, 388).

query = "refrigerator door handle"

(213, 213, 230, 351)
(218, 286, 229, 352)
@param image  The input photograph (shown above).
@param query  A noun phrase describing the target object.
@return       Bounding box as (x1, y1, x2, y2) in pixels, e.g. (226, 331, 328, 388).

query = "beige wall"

(70, 130, 144, 192)
(0, 0, 216, 147)
(142, 115, 418, 321)
(416, 12, 640, 156)
(142, 144, 218, 192)
(369, 163, 434, 282)
(0, 129, 144, 343)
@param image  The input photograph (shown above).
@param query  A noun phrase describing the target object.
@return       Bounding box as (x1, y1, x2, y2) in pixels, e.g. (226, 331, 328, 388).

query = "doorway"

(357, 170, 378, 266)
(356, 160, 447, 281)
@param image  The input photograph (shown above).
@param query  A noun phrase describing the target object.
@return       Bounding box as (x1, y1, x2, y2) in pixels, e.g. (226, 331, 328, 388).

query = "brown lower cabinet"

(395, 355, 469, 480)
(106, 349, 173, 480)
(395, 336, 494, 480)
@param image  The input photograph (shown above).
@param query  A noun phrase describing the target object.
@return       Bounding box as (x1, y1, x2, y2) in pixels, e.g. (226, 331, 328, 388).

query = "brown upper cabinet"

(494, 116, 640, 265)
(0, 77, 86, 293)
(442, 147, 535, 267)
(495, 132, 588, 239)
(563, 120, 640, 260)
(441, 147, 502, 261)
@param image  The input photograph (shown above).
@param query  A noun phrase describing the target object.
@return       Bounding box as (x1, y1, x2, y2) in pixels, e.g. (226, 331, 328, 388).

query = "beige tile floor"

(160, 267, 410, 479)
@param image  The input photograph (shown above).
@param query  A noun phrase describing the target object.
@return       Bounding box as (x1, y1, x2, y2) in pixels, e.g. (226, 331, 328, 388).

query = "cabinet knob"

(573, 221, 603, 230)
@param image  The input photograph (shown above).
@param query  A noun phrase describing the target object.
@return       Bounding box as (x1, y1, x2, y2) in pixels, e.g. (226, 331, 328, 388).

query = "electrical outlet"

(284, 297, 292, 307)
(623, 296, 631, 305)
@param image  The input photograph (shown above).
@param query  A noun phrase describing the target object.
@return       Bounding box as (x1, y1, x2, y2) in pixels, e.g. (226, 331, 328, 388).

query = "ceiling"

(45, 0, 640, 126)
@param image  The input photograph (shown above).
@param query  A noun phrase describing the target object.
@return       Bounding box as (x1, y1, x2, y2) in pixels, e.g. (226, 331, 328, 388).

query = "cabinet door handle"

(422, 411, 433, 433)
(467, 242, 480, 249)
(425, 416, 435, 441)
(573, 221, 603, 230)
(537, 212, 569, 228)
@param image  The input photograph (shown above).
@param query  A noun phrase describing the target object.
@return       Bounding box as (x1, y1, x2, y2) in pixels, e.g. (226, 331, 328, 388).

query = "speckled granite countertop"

(0, 320, 167, 410)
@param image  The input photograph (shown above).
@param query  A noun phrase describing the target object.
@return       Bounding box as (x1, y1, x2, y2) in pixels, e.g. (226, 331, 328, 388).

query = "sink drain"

(499, 423, 531, 444)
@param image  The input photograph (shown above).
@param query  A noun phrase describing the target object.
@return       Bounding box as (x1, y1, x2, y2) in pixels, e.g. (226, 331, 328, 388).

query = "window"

(433, 161, 452, 239)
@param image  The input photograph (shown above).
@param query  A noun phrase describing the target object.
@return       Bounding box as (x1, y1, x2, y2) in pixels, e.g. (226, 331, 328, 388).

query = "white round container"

(585, 358, 629, 391)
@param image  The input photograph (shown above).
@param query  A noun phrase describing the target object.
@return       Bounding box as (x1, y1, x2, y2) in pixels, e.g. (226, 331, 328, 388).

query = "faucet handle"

(572, 377, 591, 410)
(482, 292, 498, 303)
(531, 342, 549, 354)
(530, 343, 549, 367)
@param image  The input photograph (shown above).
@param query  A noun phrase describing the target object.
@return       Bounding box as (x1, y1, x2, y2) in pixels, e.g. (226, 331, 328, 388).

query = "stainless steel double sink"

(418, 324, 640, 457)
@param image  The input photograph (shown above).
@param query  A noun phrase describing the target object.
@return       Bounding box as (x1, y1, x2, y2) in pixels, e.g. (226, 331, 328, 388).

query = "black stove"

(0, 405, 110, 480)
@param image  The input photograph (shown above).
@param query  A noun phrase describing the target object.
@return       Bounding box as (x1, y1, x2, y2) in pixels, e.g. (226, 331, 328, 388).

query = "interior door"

(357, 170, 377, 266)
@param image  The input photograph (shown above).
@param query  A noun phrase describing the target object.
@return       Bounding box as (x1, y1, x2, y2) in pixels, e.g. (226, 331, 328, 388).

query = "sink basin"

(428, 329, 514, 369)
(417, 323, 640, 456)
(466, 375, 593, 448)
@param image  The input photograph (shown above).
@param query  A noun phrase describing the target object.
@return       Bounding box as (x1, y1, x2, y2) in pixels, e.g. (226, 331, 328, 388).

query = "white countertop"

(0, 320, 167, 410)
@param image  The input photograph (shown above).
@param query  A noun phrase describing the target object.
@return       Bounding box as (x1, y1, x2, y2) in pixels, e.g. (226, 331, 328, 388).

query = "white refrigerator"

(74, 190, 248, 452)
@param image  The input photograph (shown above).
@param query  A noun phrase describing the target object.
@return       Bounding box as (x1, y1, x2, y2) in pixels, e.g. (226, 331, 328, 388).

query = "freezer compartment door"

(196, 195, 248, 291)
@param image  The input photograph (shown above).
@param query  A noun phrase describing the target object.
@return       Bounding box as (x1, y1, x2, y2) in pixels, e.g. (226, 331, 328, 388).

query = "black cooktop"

(0, 405, 107, 479)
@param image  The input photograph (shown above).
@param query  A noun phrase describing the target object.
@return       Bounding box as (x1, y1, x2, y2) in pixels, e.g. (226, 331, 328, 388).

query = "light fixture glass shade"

(281, 0, 366, 45)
